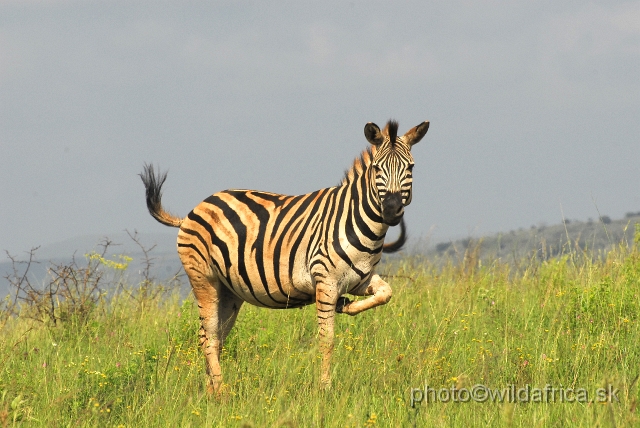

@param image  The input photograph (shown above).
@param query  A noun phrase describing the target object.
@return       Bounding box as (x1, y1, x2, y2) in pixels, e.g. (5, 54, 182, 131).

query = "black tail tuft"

(139, 163, 168, 218)
(382, 218, 407, 253)
(139, 163, 182, 228)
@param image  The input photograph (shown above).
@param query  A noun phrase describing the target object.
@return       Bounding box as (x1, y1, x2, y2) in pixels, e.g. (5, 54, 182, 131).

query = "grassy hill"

(424, 212, 640, 266)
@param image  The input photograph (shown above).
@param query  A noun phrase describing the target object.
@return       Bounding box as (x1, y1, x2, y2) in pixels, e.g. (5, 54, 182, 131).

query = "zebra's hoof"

(336, 296, 352, 314)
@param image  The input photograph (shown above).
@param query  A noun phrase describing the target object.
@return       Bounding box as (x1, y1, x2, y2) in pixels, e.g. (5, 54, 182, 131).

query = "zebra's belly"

(199, 231, 381, 308)
(216, 255, 376, 308)
(216, 259, 316, 309)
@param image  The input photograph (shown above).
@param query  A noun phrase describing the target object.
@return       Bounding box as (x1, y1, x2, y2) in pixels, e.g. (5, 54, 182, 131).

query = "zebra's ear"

(403, 121, 430, 146)
(364, 122, 384, 146)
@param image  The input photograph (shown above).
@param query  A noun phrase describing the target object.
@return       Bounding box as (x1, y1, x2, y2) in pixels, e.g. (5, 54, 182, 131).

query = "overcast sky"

(1, 0, 639, 256)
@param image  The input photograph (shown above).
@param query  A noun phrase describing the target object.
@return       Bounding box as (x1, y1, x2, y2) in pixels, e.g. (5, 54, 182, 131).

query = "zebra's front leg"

(337, 274, 392, 316)
(315, 280, 339, 389)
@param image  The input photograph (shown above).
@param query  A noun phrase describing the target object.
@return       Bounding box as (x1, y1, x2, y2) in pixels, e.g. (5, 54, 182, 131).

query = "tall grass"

(1, 235, 639, 427)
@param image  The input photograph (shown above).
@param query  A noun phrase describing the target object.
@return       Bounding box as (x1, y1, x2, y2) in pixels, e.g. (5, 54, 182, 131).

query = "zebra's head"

(364, 120, 430, 226)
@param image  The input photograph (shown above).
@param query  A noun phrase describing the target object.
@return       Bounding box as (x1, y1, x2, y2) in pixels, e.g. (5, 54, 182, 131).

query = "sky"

(1, 0, 639, 256)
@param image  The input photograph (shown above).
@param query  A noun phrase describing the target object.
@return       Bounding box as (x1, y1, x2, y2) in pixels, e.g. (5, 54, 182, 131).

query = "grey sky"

(1, 0, 639, 255)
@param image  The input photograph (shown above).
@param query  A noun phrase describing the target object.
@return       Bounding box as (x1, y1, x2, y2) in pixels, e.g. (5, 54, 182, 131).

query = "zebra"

(140, 119, 429, 392)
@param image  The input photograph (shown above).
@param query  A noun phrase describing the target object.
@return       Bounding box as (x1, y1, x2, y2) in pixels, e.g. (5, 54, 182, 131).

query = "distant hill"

(422, 212, 640, 264)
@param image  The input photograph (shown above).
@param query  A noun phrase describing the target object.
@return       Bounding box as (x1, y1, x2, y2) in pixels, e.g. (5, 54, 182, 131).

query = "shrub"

(435, 242, 451, 253)
(2, 240, 117, 326)
(600, 215, 612, 224)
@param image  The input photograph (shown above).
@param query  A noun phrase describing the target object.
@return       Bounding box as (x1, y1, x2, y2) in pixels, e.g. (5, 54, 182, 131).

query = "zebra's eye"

(407, 164, 415, 172)
(372, 164, 382, 172)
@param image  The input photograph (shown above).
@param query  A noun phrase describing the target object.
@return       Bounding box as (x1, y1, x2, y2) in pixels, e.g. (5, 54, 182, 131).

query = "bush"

(1, 231, 181, 329)
(2, 240, 120, 326)
(600, 215, 612, 224)
(435, 242, 451, 253)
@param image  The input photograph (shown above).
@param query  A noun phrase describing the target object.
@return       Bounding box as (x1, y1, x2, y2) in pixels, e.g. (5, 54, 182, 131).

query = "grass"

(1, 236, 640, 427)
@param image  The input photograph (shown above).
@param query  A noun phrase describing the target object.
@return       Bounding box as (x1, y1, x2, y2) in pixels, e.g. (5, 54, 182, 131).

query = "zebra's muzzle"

(382, 192, 404, 226)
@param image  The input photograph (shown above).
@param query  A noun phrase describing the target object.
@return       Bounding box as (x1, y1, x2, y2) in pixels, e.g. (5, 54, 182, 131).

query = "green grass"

(1, 241, 640, 427)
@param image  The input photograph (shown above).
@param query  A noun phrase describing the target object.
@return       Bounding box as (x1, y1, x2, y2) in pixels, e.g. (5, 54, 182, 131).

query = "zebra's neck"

(338, 162, 388, 243)
(337, 146, 389, 243)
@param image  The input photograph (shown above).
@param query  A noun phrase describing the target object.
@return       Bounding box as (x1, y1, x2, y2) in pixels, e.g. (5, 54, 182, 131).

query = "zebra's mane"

(340, 146, 375, 185)
(387, 120, 398, 148)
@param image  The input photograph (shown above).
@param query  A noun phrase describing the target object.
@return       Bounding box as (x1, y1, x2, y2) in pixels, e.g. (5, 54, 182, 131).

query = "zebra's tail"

(382, 218, 407, 253)
(139, 163, 183, 228)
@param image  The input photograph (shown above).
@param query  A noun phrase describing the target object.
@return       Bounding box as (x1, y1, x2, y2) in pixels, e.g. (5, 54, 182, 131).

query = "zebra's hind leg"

(315, 279, 339, 389)
(218, 289, 243, 355)
(194, 283, 243, 395)
(183, 266, 229, 395)
(337, 274, 392, 316)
